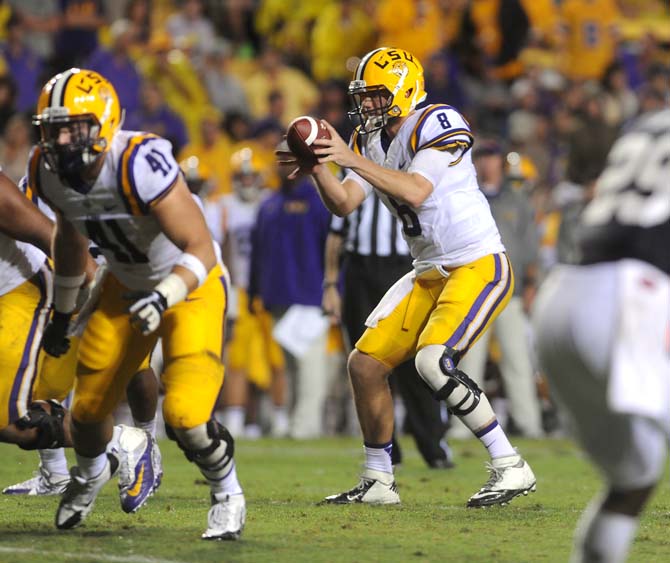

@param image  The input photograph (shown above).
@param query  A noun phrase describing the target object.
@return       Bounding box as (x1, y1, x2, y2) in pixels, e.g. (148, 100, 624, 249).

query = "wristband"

(54, 273, 86, 313)
(175, 252, 208, 287)
(322, 280, 338, 289)
(154, 272, 189, 308)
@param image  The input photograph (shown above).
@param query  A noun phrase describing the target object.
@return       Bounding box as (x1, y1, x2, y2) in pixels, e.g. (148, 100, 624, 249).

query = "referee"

(323, 193, 453, 468)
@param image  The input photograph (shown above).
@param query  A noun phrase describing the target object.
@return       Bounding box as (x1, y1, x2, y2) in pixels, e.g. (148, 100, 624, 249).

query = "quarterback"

(28, 68, 244, 539)
(289, 47, 536, 506)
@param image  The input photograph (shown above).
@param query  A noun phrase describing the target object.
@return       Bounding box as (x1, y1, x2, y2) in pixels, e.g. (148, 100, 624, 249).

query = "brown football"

(285, 116, 331, 169)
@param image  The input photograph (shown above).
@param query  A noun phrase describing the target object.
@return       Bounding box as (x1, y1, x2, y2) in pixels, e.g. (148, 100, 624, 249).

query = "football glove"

(41, 311, 72, 358)
(126, 290, 169, 335)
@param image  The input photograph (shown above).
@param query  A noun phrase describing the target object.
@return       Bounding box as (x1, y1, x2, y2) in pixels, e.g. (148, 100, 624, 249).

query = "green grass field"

(0, 437, 668, 563)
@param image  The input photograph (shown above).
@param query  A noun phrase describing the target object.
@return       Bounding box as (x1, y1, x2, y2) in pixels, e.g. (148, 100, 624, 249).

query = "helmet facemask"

(232, 170, 262, 203)
(34, 111, 105, 193)
(347, 82, 397, 135)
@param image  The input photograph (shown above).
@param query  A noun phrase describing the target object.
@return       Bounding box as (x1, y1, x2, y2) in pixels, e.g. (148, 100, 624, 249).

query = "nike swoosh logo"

(127, 463, 145, 497)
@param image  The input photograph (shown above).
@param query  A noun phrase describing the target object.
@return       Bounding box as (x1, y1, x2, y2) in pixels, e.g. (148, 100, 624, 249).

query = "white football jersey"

(216, 194, 263, 289)
(0, 175, 47, 296)
(344, 104, 504, 273)
(27, 131, 214, 290)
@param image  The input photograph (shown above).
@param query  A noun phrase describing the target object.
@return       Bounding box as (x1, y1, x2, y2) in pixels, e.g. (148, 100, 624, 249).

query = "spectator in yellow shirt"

(375, 0, 445, 64)
(137, 31, 211, 144)
(560, 0, 622, 81)
(243, 46, 319, 127)
(311, 0, 376, 82)
(178, 108, 235, 198)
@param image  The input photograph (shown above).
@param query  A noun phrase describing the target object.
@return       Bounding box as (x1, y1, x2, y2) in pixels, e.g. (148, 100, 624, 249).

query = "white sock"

(572, 501, 639, 563)
(212, 461, 243, 498)
(133, 417, 156, 439)
(476, 420, 516, 459)
(364, 441, 393, 474)
(222, 406, 245, 437)
(271, 406, 289, 435)
(39, 448, 69, 476)
(76, 452, 108, 480)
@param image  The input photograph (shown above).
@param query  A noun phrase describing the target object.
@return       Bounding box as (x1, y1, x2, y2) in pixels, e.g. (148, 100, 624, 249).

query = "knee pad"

(166, 419, 234, 468)
(415, 345, 482, 414)
(15, 400, 66, 450)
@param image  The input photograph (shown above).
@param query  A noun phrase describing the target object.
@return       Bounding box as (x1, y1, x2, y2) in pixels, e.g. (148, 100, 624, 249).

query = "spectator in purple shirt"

(125, 81, 189, 155)
(85, 19, 142, 117)
(0, 13, 43, 113)
(52, 0, 106, 70)
(249, 162, 332, 439)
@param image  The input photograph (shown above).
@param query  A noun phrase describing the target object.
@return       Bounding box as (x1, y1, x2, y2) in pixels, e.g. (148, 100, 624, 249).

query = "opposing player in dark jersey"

(532, 109, 670, 563)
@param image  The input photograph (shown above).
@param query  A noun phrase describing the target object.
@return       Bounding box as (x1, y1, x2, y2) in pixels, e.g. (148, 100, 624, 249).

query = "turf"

(0, 437, 668, 563)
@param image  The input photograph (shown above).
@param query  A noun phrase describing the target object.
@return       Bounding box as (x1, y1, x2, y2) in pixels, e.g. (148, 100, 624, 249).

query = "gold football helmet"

(231, 147, 264, 202)
(33, 68, 124, 191)
(348, 47, 427, 134)
(179, 155, 213, 196)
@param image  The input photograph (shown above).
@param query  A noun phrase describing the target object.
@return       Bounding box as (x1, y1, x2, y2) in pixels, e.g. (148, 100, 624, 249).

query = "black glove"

(126, 290, 168, 335)
(41, 311, 72, 358)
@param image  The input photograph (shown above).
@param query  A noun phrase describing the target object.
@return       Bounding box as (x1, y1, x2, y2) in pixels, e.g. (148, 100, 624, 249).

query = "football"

(285, 116, 331, 169)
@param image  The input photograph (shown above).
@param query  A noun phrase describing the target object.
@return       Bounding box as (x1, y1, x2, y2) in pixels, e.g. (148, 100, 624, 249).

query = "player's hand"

(322, 284, 341, 326)
(41, 311, 72, 358)
(313, 121, 358, 169)
(126, 290, 169, 335)
(275, 139, 312, 179)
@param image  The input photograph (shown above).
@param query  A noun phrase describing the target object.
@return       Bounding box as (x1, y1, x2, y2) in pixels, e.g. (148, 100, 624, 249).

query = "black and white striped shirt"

(330, 193, 410, 257)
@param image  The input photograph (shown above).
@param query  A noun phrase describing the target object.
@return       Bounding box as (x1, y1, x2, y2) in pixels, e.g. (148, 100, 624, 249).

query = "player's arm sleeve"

(121, 135, 181, 215)
(408, 105, 474, 185)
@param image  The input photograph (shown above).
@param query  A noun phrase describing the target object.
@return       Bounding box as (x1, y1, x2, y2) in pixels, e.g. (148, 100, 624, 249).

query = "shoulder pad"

(410, 104, 474, 156)
(118, 133, 180, 215)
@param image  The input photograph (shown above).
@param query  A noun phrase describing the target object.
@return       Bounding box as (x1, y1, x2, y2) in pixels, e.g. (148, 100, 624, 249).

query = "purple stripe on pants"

(463, 254, 513, 354)
(8, 270, 48, 422)
(445, 254, 502, 348)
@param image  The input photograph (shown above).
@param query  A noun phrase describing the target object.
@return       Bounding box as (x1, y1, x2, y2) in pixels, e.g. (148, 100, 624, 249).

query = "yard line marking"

(0, 546, 190, 563)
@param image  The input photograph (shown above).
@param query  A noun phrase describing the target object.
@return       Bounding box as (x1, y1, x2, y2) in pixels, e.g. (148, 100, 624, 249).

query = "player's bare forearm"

(152, 177, 216, 292)
(53, 214, 89, 277)
(311, 166, 364, 216)
(0, 173, 54, 256)
(313, 121, 432, 208)
(347, 155, 433, 208)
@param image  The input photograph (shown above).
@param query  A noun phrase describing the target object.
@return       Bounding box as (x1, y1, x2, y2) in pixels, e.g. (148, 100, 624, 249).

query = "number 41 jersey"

(344, 104, 504, 274)
(578, 109, 670, 275)
(26, 130, 183, 290)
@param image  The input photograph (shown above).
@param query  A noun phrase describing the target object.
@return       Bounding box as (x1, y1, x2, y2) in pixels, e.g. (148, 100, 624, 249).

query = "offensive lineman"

(282, 47, 536, 507)
(28, 68, 245, 539)
(532, 109, 670, 562)
(0, 169, 159, 512)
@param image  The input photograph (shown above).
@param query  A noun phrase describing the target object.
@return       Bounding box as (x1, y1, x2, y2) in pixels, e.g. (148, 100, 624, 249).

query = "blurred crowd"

(1, 0, 669, 441)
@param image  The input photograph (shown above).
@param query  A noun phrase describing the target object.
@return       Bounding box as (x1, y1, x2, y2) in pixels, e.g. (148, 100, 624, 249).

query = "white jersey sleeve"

(409, 104, 473, 165)
(123, 135, 181, 213)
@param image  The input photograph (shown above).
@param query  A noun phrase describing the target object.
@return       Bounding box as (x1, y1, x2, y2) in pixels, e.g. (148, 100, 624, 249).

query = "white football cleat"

(2, 464, 70, 496)
(320, 468, 401, 505)
(56, 453, 118, 529)
(201, 492, 246, 541)
(467, 453, 536, 508)
(115, 425, 157, 514)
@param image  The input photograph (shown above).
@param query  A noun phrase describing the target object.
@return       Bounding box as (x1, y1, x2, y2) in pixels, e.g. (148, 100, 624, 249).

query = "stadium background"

(0, 1, 669, 561)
